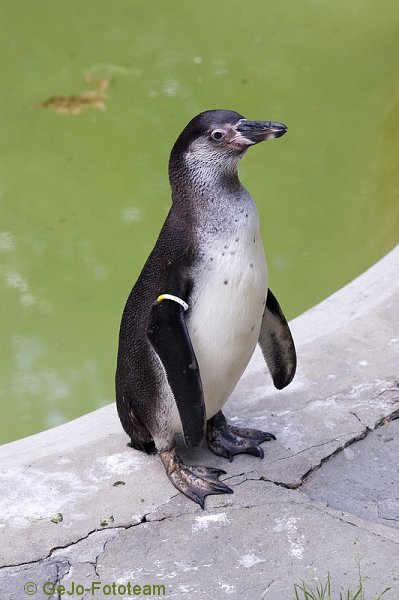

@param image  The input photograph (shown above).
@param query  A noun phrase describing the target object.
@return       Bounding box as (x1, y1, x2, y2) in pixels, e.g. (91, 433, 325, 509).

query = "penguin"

(116, 109, 296, 508)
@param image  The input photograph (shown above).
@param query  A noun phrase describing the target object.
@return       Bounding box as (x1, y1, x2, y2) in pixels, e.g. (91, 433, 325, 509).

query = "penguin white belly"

(178, 222, 268, 430)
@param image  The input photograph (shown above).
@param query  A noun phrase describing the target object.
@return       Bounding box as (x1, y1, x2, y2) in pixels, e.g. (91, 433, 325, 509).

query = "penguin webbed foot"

(207, 411, 275, 462)
(159, 446, 233, 509)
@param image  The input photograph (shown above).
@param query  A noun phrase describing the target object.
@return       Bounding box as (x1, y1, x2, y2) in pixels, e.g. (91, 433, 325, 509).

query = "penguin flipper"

(147, 299, 205, 447)
(258, 289, 297, 390)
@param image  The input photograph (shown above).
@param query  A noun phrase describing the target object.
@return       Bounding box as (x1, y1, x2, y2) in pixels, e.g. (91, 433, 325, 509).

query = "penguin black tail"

(116, 388, 156, 454)
(128, 438, 156, 454)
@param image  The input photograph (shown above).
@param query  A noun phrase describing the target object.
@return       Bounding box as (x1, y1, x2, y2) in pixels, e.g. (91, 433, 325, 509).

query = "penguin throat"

(169, 153, 242, 204)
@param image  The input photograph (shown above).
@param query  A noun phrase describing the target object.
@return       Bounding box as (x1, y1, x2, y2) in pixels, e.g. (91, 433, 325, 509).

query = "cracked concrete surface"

(304, 417, 399, 528)
(0, 246, 398, 599)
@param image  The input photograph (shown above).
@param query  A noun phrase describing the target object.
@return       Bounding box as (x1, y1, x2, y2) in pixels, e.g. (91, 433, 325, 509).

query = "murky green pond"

(1, 0, 398, 444)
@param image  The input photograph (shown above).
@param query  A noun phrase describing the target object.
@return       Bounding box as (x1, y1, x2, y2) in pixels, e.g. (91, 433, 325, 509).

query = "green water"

(1, 0, 398, 444)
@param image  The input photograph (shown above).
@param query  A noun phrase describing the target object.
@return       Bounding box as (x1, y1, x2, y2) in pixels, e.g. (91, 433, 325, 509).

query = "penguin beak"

(235, 120, 288, 144)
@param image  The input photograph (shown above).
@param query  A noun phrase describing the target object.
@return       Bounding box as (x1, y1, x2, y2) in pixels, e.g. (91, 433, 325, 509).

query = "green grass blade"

(294, 573, 392, 600)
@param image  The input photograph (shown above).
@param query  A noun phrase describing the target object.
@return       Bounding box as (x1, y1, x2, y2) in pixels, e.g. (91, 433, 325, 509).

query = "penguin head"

(169, 110, 287, 175)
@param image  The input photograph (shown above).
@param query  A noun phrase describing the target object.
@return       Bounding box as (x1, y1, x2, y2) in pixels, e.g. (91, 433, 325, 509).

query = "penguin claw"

(159, 448, 233, 509)
(229, 425, 276, 443)
(207, 411, 275, 461)
(189, 465, 227, 479)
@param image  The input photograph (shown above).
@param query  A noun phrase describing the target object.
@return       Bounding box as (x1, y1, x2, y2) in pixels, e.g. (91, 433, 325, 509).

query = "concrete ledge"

(1, 246, 398, 599)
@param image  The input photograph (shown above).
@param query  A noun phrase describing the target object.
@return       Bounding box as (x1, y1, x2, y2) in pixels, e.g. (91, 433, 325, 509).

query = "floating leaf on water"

(40, 90, 108, 115)
(95, 79, 110, 91)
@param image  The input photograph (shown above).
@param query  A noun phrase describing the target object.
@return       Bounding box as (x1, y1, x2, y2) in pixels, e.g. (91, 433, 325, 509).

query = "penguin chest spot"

(187, 230, 268, 418)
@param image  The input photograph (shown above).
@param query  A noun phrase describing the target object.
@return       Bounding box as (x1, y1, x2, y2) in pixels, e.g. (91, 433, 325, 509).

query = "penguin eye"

(210, 130, 225, 141)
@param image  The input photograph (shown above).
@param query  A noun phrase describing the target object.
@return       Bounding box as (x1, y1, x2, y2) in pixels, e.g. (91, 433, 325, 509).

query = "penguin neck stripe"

(157, 294, 189, 311)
